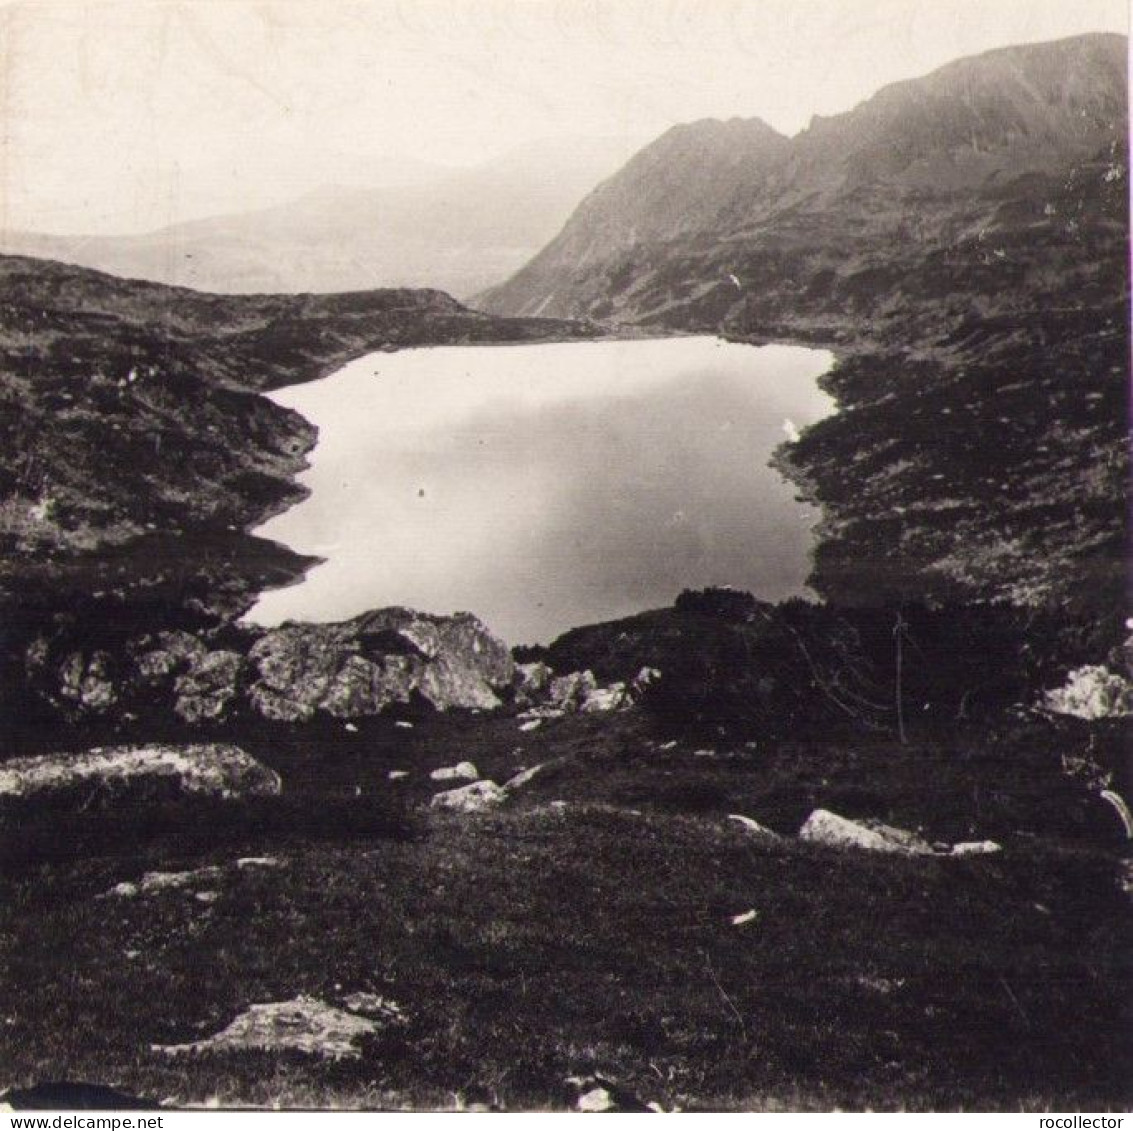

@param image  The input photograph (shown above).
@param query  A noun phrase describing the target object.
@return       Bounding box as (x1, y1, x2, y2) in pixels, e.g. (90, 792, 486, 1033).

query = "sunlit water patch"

(245, 337, 834, 644)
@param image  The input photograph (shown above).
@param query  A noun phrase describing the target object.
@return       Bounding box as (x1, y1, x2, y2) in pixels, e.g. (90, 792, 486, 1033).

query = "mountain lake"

(246, 336, 835, 644)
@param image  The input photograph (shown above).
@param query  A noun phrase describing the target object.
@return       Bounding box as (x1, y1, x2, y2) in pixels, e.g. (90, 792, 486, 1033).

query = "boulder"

(0, 744, 280, 812)
(1043, 664, 1133, 719)
(950, 840, 1002, 856)
(727, 813, 780, 839)
(135, 630, 208, 681)
(430, 780, 507, 813)
(33, 648, 118, 715)
(581, 681, 629, 713)
(430, 761, 479, 783)
(173, 650, 243, 723)
(548, 670, 599, 712)
(248, 608, 513, 721)
(155, 995, 398, 1060)
(798, 809, 934, 855)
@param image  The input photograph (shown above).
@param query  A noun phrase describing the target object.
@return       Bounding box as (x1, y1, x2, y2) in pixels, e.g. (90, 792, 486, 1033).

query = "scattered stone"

(727, 814, 780, 839)
(731, 909, 758, 926)
(518, 718, 543, 732)
(857, 975, 905, 994)
(194, 891, 219, 904)
(577, 1087, 614, 1113)
(108, 866, 224, 898)
(950, 840, 1002, 856)
(235, 856, 281, 869)
(798, 809, 934, 855)
(1100, 789, 1133, 839)
(344, 722, 359, 733)
(0, 744, 280, 811)
(155, 996, 387, 1059)
(430, 780, 507, 813)
(504, 763, 545, 790)
(394, 720, 414, 729)
(429, 761, 479, 783)
(568, 1075, 653, 1113)
(388, 770, 409, 781)
(657, 740, 678, 751)
(630, 666, 661, 695)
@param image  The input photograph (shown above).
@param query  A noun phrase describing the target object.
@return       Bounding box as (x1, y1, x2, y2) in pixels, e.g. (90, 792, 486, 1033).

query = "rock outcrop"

(155, 994, 404, 1060)
(248, 608, 513, 722)
(19, 607, 515, 726)
(0, 744, 280, 812)
(430, 780, 507, 813)
(798, 809, 935, 855)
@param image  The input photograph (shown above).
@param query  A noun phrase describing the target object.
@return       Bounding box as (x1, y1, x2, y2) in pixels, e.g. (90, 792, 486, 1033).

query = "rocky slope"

(479, 34, 1129, 614)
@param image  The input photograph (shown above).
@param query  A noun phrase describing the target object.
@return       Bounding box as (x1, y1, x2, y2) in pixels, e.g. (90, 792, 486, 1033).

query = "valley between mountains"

(0, 32, 1129, 1112)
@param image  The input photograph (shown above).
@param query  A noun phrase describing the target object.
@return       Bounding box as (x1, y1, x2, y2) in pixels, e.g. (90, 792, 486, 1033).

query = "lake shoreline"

(244, 335, 836, 645)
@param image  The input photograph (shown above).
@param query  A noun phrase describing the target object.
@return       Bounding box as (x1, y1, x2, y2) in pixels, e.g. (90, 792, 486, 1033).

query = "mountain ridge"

(479, 32, 1127, 320)
(478, 32, 1129, 615)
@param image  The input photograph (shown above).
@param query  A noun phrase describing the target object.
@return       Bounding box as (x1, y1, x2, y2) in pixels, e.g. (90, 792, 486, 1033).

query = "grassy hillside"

(2, 703, 1129, 1110)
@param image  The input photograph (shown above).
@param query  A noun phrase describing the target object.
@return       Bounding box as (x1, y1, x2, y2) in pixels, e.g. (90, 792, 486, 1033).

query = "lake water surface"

(246, 337, 834, 644)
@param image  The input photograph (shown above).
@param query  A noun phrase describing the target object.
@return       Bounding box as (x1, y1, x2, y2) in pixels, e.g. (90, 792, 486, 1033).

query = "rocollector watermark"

(1039, 1121, 1125, 1129)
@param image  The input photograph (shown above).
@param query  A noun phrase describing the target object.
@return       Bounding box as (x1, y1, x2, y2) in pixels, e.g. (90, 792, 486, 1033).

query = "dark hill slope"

(0, 256, 596, 626)
(479, 34, 1129, 614)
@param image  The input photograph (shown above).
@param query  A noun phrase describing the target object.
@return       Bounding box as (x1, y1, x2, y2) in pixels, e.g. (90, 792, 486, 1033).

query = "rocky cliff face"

(479, 34, 1129, 616)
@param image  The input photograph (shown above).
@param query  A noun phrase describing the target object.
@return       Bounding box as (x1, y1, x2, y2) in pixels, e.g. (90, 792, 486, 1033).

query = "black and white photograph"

(0, 0, 1128, 1113)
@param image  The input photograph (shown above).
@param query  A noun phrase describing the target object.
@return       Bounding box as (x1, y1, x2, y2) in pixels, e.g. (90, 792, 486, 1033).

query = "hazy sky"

(0, 0, 1126, 235)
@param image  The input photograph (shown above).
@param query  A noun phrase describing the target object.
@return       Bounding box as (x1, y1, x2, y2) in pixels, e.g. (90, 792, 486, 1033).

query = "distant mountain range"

(0, 137, 641, 299)
(479, 33, 1127, 325)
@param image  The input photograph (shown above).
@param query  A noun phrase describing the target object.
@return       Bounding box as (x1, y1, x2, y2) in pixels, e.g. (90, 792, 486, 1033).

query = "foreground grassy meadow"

(2, 708, 1129, 1111)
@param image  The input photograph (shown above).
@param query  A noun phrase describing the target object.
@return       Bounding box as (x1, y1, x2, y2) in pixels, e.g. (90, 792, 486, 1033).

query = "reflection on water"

(245, 336, 834, 644)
